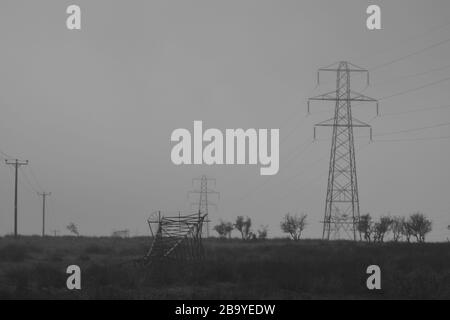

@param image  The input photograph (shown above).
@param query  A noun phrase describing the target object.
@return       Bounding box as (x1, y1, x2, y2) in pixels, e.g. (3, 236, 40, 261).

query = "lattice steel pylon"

(143, 211, 207, 266)
(308, 61, 378, 241)
(188, 175, 219, 238)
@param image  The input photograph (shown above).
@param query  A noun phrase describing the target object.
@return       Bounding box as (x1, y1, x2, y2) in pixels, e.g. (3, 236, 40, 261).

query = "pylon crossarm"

(314, 119, 371, 140)
(189, 189, 220, 195)
(350, 91, 377, 102)
(309, 91, 377, 102)
(317, 61, 368, 74)
(314, 118, 371, 128)
(316, 62, 371, 87)
(309, 91, 336, 102)
(192, 177, 216, 186)
(346, 62, 368, 71)
(351, 117, 371, 128)
(319, 68, 367, 72)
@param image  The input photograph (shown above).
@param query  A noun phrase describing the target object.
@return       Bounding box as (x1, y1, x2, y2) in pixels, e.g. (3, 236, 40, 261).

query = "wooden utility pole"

(37, 192, 51, 237)
(5, 159, 29, 237)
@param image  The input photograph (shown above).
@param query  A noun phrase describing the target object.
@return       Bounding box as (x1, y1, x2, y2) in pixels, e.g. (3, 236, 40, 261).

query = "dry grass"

(0, 236, 449, 299)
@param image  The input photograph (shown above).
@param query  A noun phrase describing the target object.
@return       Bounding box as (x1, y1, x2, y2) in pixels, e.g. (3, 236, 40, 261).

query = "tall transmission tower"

(5, 159, 29, 237)
(37, 192, 51, 237)
(188, 175, 219, 238)
(308, 61, 378, 241)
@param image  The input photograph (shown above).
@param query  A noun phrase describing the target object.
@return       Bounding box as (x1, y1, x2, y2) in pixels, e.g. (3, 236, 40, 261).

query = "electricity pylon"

(308, 61, 378, 241)
(143, 210, 207, 266)
(188, 175, 219, 238)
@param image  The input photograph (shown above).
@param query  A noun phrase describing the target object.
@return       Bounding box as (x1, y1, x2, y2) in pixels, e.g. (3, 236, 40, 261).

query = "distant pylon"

(188, 175, 219, 238)
(308, 61, 378, 241)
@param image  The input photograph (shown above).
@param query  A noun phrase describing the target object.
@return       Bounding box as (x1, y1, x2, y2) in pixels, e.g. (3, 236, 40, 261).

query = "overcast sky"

(0, 0, 449, 241)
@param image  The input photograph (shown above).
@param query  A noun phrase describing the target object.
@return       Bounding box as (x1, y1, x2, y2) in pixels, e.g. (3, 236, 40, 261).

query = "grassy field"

(0, 236, 449, 299)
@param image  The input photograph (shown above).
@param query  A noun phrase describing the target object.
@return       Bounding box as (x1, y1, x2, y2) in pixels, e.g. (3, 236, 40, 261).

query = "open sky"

(0, 0, 450, 241)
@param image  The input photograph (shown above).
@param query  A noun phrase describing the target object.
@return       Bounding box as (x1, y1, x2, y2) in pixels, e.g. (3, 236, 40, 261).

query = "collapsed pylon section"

(142, 211, 206, 265)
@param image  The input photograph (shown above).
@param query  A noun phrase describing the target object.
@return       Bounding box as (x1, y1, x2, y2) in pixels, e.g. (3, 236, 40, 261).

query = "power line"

(276, 55, 450, 203)
(375, 135, 450, 143)
(375, 121, 450, 137)
(274, 142, 372, 204)
(381, 103, 450, 117)
(281, 146, 330, 186)
(238, 30, 450, 212)
(28, 166, 45, 192)
(238, 139, 337, 205)
(279, 116, 310, 146)
(318, 33, 450, 87)
(0, 148, 13, 160)
(283, 140, 314, 168)
(236, 61, 436, 206)
(369, 36, 450, 72)
(0, 145, 46, 193)
(233, 117, 315, 204)
(19, 166, 40, 193)
(352, 19, 450, 65)
(379, 76, 450, 101)
(351, 75, 450, 113)
(235, 140, 315, 204)
(371, 63, 450, 87)
(316, 121, 450, 141)
(4, 165, 38, 196)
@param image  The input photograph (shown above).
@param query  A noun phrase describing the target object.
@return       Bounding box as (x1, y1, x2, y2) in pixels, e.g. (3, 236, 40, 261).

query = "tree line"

(213, 213, 307, 240)
(357, 212, 432, 243)
(214, 212, 434, 242)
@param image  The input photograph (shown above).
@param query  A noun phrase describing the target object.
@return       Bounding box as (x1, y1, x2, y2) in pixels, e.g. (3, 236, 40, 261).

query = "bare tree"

(67, 222, 80, 237)
(408, 212, 432, 243)
(402, 219, 414, 243)
(357, 213, 373, 242)
(280, 213, 307, 241)
(373, 216, 392, 243)
(257, 225, 269, 240)
(234, 216, 252, 240)
(214, 220, 234, 239)
(391, 216, 405, 242)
